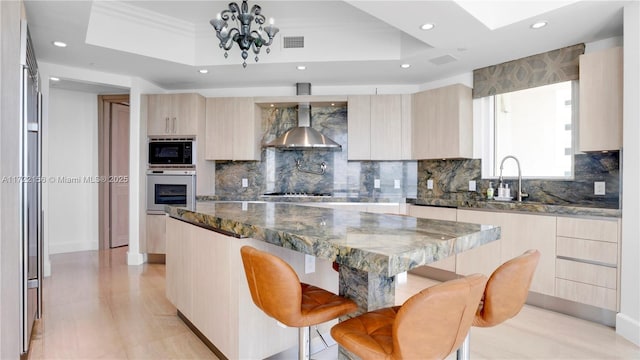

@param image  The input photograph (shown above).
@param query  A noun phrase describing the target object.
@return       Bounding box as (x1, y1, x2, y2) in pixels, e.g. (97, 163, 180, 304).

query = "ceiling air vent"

(429, 54, 458, 66)
(283, 36, 304, 49)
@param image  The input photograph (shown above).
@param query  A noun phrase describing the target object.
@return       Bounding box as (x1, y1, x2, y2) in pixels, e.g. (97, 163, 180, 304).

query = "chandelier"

(209, 1, 280, 68)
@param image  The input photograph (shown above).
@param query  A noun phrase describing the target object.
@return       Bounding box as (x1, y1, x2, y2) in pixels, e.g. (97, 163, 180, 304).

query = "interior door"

(110, 103, 130, 248)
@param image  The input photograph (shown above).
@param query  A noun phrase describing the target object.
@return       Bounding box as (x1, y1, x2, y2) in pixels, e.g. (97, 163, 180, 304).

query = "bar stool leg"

(299, 326, 311, 360)
(456, 333, 470, 360)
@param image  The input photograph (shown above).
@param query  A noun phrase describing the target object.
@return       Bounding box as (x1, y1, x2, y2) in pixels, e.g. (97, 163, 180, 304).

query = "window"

(478, 81, 576, 179)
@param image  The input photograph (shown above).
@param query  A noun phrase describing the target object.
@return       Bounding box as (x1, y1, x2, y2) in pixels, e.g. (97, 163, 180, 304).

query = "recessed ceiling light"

(52, 41, 67, 48)
(401, 64, 411, 69)
(530, 21, 548, 29)
(270, 104, 275, 107)
(49, 77, 60, 81)
(420, 23, 435, 31)
(198, 69, 209, 74)
(297, 65, 306, 71)
(331, 103, 335, 106)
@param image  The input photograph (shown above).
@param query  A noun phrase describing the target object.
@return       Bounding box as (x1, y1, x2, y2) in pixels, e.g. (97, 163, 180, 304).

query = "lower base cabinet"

(555, 216, 620, 311)
(406, 205, 620, 306)
(146, 214, 166, 254)
(165, 217, 338, 359)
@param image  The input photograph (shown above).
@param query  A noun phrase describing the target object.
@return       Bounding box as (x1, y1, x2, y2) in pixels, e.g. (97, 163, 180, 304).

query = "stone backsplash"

(215, 105, 417, 201)
(214, 104, 619, 209)
(417, 152, 620, 209)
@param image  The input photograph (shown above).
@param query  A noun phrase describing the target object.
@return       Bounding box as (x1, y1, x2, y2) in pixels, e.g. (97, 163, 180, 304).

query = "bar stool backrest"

(393, 273, 487, 359)
(473, 249, 541, 327)
(240, 246, 303, 326)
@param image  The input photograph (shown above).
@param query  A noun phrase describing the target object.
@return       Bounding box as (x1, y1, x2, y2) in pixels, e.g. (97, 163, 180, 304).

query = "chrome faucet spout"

(498, 155, 525, 202)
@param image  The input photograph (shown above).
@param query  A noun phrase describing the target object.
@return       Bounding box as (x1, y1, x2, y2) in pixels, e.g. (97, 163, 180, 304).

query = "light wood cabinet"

(555, 216, 620, 311)
(455, 210, 504, 277)
(347, 94, 411, 160)
(165, 217, 193, 318)
(205, 97, 261, 161)
(165, 217, 338, 359)
(144, 93, 214, 195)
(407, 205, 457, 272)
(455, 209, 556, 296)
(347, 95, 371, 160)
(578, 47, 623, 152)
(499, 212, 556, 296)
(412, 84, 473, 159)
(145, 214, 166, 254)
(147, 93, 201, 136)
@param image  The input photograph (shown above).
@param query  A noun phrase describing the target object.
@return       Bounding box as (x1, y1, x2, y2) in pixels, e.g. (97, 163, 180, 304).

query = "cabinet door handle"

(172, 117, 177, 133)
(165, 117, 170, 133)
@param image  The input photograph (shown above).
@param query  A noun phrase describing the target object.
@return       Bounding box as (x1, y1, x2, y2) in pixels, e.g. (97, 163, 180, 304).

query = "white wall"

(46, 88, 99, 254)
(618, 0, 640, 347)
(39, 62, 165, 270)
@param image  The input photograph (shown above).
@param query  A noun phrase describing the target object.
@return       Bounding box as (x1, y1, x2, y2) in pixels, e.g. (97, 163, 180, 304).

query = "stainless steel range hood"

(264, 84, 342, 151)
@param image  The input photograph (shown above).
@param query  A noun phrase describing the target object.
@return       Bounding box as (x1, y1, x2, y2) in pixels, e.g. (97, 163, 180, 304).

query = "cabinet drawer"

(555, 278, 616, 311)
(556, 217, 618, 243)
(555, 259, 616, 289)
(556, 237, 617, 265)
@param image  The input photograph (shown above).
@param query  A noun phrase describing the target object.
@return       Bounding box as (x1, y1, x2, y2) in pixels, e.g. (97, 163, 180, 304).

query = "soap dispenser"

(487, 182, 494, 200)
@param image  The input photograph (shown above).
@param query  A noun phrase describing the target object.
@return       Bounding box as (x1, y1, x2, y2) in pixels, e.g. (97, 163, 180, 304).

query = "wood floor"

(28, 247, 639, 359)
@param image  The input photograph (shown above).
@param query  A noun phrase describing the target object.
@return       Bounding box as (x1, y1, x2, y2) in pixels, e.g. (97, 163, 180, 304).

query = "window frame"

(478, 80, 578, 180)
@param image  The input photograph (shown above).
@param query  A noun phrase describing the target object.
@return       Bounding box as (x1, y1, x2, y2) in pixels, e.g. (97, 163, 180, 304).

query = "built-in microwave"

(146, 169, 196, 214)
(148, 137, 195, 166)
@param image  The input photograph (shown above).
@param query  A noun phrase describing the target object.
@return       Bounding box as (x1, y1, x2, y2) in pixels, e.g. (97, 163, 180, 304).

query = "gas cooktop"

(262, 192, 332, 197)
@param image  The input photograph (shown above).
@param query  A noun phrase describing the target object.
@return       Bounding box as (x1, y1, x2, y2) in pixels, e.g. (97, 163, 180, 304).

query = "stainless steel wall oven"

(146, 169, 196, 214)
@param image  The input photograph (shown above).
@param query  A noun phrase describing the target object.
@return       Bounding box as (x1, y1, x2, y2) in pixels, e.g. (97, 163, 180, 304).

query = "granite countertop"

(166, 201, 500, 277)
(411, 198, 621, 218)
(197, 194, 406, 203)
(197, 195, 620, 217)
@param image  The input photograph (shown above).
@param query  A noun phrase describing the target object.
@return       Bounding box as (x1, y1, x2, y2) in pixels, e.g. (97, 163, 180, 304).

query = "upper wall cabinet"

(205, 97, 261, 161)
(579, 47, 623, 152)
(412, 84, 473, 160)
(147, 93, 201, 136)
(347, 94, 412, 160)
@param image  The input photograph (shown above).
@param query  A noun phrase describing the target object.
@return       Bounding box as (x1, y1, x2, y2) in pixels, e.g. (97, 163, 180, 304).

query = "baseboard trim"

(616, 313, 640, 346)
(177, 310, 228, 360)
(147, 253, 165, 264)
(127, 251, 146, 265)
(526, 292, 617, 327)
(48, 241, 98, 254)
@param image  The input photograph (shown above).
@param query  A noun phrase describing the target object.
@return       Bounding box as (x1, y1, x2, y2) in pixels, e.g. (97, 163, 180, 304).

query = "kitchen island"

(165, 201, 500, 359)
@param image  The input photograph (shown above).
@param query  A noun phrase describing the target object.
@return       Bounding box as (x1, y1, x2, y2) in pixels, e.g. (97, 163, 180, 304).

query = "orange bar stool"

(474, 249, 540, 327)
(240, 246, 358, 360)
(458, 249, 541, 359)
(330, 273, 487, 360)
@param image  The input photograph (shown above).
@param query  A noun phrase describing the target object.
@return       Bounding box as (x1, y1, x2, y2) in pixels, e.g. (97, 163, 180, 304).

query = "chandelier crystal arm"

(209, 0, 279, 67)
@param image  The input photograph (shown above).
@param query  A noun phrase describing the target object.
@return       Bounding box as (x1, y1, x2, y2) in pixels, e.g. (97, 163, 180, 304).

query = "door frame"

(98, 94, 130, 250)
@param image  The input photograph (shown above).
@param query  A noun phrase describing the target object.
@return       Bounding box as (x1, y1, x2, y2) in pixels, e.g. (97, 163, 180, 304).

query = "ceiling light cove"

(420, 23, 435, 31)
(530, 21, 548, 29)
(52, 41, 67, 48)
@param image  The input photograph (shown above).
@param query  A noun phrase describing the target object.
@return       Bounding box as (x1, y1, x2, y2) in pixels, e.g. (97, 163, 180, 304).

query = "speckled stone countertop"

(197, 194, 406, 203)
(412, 199, 621, 218)
(166, 201, 500, 277)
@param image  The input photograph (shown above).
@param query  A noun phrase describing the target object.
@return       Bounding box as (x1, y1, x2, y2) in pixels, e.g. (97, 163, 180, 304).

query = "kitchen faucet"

(498, 155, 527, 202)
